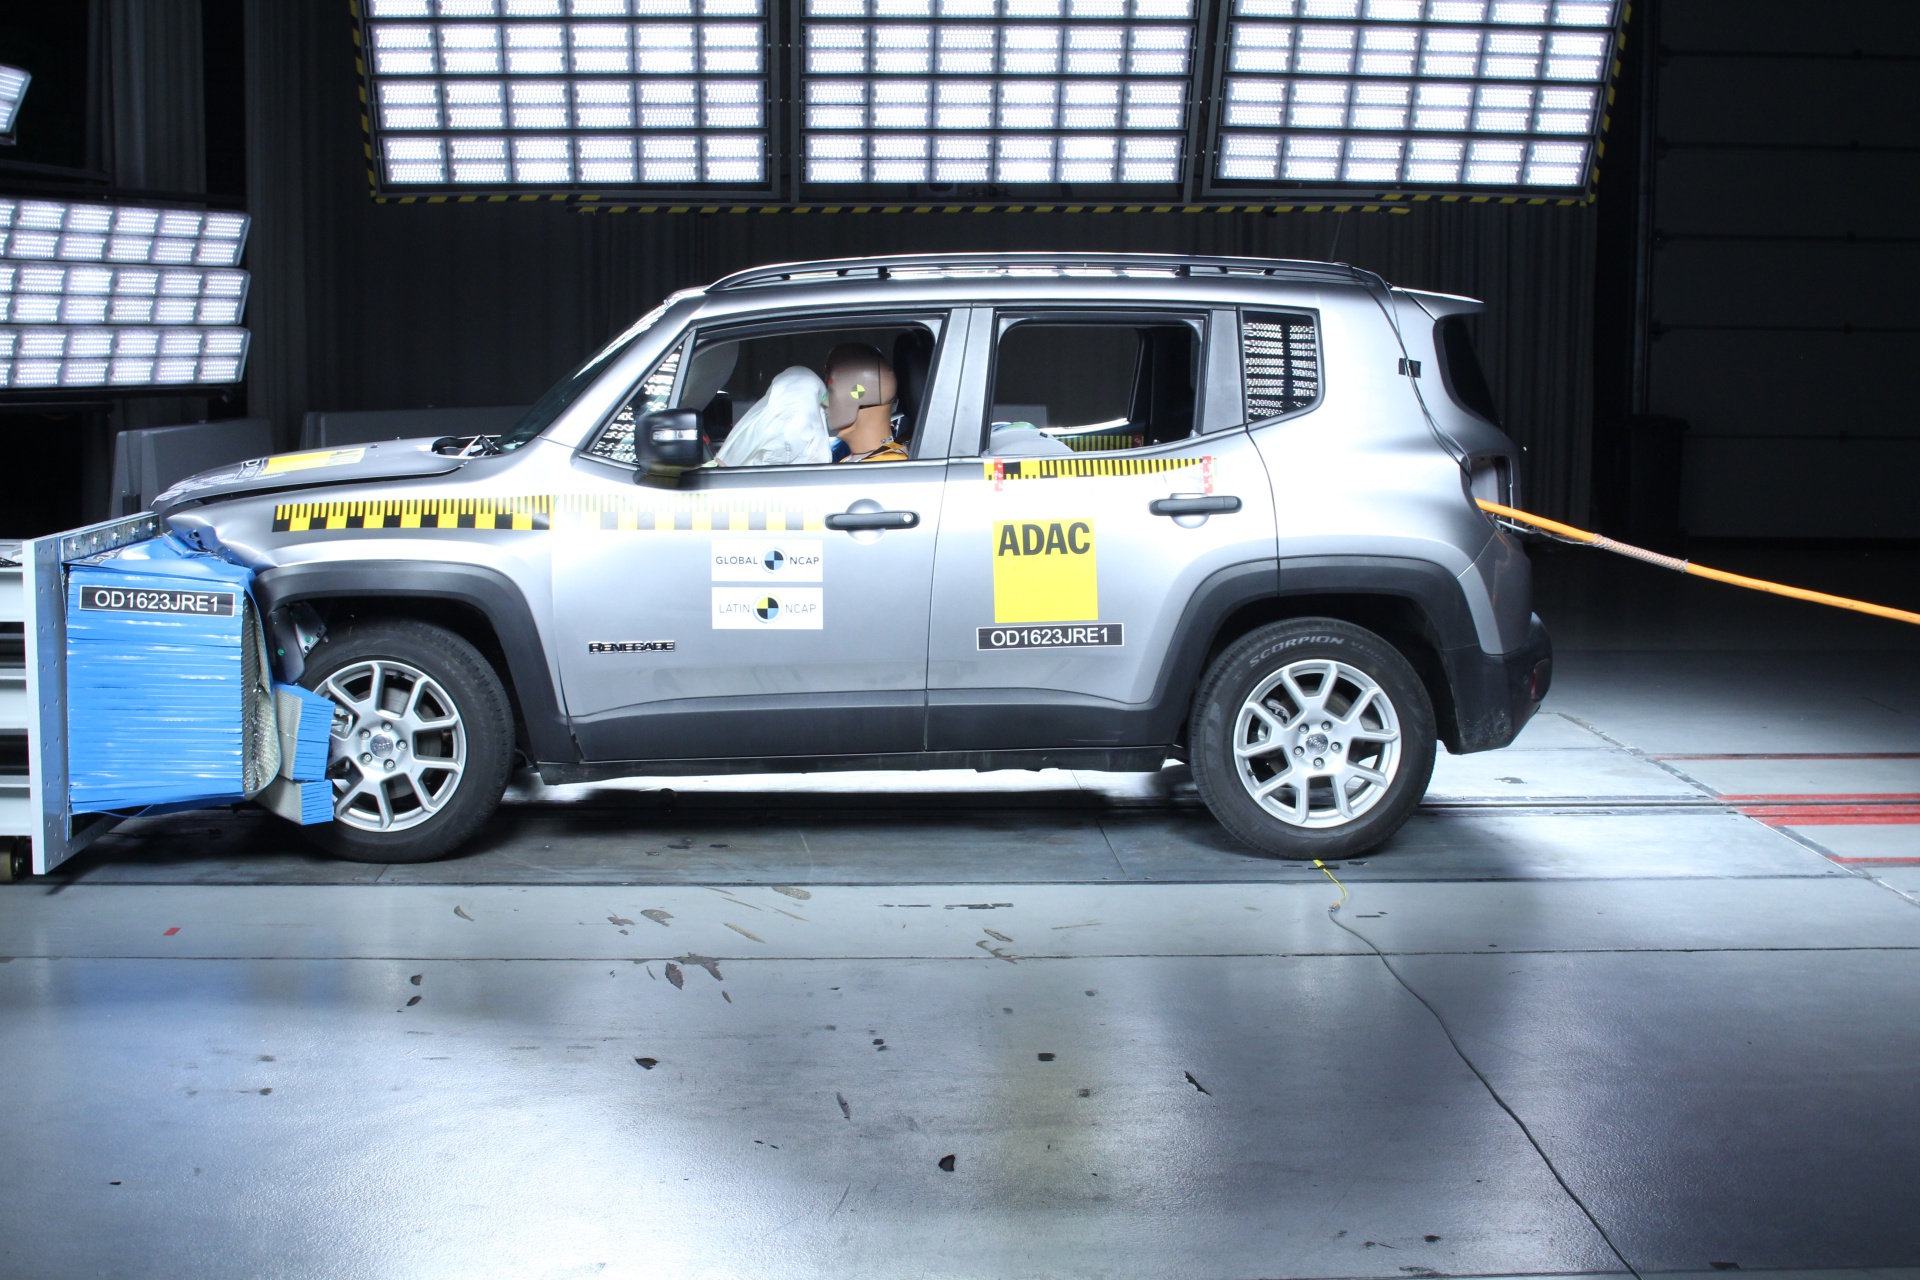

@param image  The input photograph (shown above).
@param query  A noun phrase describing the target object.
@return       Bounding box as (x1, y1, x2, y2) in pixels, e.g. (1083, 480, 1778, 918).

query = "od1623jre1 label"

(78, 587, 237, 617)
(977, 623, 1122, 650)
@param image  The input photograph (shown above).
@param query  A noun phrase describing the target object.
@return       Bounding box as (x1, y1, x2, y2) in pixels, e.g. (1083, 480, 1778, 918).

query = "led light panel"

(363, 0, 769, 189)
(0, 265, 249, 327)
(1211, 0, 1618, 191)
(0, 65, 28, 135)
(0, 200, 250, 267)
(0, 327, 251, 389)
(801, 0, 1195, 185)
(0, 200, 253, 390)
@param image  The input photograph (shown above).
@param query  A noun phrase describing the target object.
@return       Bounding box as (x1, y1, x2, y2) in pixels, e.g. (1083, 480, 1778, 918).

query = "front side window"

(1241, 310, 1319, 423)
(584, 316, 942, 468)
(983, 318, 1201, 456)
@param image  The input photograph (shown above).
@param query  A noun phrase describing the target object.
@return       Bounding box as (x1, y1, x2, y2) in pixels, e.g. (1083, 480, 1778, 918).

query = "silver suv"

(155, 252, 1551, 864)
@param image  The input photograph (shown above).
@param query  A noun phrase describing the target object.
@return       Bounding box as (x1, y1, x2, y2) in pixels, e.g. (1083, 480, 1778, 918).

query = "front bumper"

(1439, 613, 1553, 754)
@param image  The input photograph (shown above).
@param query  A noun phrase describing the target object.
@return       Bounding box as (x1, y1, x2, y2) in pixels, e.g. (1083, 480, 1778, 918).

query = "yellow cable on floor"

(1475, 499, 1920, 628)
(1313, 858, 1349, 911)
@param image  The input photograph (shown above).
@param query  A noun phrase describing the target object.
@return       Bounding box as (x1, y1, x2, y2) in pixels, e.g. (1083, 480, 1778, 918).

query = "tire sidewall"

(1191, 619, 1436, 859)
(298, 620, 514, 863)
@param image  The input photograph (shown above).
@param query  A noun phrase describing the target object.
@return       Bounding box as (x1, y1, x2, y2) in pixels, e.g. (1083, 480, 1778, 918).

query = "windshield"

(496, 290, 698, 451)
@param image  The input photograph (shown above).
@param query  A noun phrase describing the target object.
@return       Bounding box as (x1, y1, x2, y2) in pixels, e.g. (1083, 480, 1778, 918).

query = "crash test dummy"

(824, 343, 908, 463)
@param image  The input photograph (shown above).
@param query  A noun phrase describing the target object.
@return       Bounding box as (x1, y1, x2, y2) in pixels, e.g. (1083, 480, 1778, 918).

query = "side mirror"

(632, 409, 707, 480)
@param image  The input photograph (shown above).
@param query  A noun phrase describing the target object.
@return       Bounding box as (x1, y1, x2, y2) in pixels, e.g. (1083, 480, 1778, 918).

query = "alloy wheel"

(1232, 658, 1402, 828)
(318, 658, 468, 833)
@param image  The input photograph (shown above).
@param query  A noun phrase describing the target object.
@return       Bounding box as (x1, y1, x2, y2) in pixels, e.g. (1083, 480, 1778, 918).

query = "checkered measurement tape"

(272, 495, 826, 534)
(986, 455, 1213, 492)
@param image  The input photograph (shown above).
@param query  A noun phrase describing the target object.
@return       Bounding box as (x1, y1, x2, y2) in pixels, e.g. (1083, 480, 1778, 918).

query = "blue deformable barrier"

(65, 536, 260, 814)
(275, 683, 334, 783)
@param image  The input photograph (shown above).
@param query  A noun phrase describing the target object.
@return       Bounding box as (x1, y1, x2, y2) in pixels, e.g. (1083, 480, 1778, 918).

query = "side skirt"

(536, 746, 1175, 785)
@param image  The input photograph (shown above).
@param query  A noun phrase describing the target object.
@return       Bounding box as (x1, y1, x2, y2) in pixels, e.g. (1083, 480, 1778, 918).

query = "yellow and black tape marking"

(548, 493, 825, 532)
(1059, 432, 1146, 453)
(273, 497, 552, 533)
(273, 494, 825, 534)
(986, 455, 1212, 484)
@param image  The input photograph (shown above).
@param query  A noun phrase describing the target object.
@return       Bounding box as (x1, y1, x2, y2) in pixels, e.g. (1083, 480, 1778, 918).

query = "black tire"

(1189, 618, 1436, 860)
(295, 619, 514, 864)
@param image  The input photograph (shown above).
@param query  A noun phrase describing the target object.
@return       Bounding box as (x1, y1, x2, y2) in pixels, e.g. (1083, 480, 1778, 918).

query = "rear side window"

(1241, 312, 1319, 422)
(1434, 315, 1501, 425)
(985, 320, 1200, 453)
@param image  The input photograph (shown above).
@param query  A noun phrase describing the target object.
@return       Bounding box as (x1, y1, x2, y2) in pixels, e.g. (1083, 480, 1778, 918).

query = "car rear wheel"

(296, 619, 513, 864)
(1190, 618, 1436, 860)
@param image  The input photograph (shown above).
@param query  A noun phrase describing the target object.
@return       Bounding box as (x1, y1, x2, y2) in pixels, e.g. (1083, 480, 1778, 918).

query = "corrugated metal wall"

(241, 0, 1598, 520)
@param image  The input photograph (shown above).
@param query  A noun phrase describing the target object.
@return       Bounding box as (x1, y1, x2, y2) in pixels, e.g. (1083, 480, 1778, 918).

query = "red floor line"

(1718, 793, 1920, 804)
(1828, 857, 1920, 866)
(1739, 804, 1920, 827)
(1656, 753, 1920, 761)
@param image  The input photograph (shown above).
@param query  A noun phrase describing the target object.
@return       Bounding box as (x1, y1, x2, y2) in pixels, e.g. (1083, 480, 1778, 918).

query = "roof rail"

(708, 252, 1366, 292)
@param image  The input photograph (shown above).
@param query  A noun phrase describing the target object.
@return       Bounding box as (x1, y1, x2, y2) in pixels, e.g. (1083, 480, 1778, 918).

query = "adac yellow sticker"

(992, 519, 1097, 624)
(262, 447, 365, 476)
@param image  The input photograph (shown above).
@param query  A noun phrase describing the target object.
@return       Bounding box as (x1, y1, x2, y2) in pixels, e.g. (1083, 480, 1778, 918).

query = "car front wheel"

(1189, 618, 1436, 860)
(296, 619, 514, 864)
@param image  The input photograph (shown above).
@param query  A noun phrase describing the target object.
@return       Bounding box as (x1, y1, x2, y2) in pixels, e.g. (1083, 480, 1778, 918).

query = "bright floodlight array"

(1212, 0, 1617, 191)
(0, 199, 250, 266)
(0, 327, 250, 390)
(0, 65, 28, 135)
(801, 0, 1194, 186)
(0, 265, 249, 327)
(0, 201, 253, 390)
(365, 0, 769, 187)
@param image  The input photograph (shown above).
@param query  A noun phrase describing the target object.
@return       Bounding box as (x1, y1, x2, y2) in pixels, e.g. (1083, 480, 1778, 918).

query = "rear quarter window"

(1241, 312, 1320, 423)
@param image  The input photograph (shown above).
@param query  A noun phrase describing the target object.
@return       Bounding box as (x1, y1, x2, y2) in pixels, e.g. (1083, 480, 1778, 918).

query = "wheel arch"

(252, 561, 574, 765)
(1156, 556, 1483, 754)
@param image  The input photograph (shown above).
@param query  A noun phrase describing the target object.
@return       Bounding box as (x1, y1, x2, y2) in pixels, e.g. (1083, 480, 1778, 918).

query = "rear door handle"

(825, 509, 920, 531)
(1149, 495, 1242, 517)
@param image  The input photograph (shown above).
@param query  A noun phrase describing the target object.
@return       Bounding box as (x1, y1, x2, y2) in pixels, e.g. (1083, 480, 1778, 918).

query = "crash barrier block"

(254, 776, 333, 825)
(274, 683, 334, 783)
(64, 536, 275, 814)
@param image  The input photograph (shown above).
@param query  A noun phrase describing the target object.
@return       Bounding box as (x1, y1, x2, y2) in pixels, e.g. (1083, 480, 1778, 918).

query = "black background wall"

(4, 0, 1913, 540)
(239, 0, 1596, 521)
(1641, 1, 1919, 538)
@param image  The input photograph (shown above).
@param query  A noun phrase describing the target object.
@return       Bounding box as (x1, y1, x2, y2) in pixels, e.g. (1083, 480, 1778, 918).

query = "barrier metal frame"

(16, 514, 162, 874)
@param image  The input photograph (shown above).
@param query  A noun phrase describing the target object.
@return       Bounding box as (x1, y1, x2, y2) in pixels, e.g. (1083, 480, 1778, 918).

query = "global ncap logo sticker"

(711, 539, 824, 582)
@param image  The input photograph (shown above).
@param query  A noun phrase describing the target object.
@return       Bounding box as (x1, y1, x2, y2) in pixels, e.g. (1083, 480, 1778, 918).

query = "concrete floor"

(3, 546, 1918, 1280)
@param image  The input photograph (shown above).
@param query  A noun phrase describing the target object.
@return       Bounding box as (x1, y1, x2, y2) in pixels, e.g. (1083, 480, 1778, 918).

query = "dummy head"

(824, 343, 897, 433)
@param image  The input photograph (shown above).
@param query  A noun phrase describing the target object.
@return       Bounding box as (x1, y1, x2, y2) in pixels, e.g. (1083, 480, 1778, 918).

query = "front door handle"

(825, 508, 920, 531)
(1149, 495, 1242, 517)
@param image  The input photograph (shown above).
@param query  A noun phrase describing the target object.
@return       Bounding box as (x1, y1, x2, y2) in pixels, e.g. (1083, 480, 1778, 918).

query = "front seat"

(891, 329, 936, 443)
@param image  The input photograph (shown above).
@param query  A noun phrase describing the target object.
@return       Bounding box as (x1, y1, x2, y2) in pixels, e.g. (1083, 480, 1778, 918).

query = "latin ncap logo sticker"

(991, 519, 1097, 624)
(712, 587, 824, 629)
(711, 539, 824, 582)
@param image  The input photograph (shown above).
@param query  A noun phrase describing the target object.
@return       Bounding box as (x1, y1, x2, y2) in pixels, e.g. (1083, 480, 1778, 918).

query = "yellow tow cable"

(1476, 499, 1920, 628)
